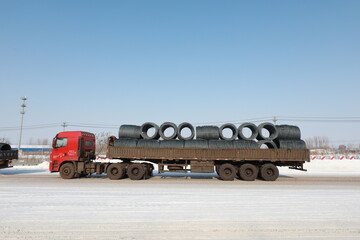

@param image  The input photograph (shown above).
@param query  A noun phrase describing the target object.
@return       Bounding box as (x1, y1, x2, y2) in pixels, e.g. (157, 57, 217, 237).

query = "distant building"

(11, 145, 52, 153)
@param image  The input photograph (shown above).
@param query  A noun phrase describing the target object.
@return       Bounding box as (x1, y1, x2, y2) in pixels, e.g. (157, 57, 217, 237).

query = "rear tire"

(218, 163, 236, 181)
(59, 163, 75, 179)
(239, 163, 258, 181)
(107, 163, 126, 180)
(127, 163, 146, 180)
(259, 163, 279, 181)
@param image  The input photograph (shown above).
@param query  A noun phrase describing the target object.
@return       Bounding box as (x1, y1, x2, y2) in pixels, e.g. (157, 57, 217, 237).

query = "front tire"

(59, 163, 76, 179)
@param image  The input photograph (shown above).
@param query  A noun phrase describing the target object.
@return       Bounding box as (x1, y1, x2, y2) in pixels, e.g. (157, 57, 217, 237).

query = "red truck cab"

(50, 131, 95, 173)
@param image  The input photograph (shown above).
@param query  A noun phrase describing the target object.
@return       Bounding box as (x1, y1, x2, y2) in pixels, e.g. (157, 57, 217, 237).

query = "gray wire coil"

(275, 125, 301, 140)
(238, 122, 258, 140)
(257, 140, 278, 149)
(113, 138, 138, 148)
(208, 140, 234, 149)
(0, 143, 11, 151)
(257, 122, 279, 141)
(184, 140, 209, 149)
(196, 126, 220, 140)
(159, 122, 178, 140)
(140, 122, 160, 140)
(118, 125, 141, 139)
(177, 122, 195, 140)
(233, 140, 258, 149)
(159, 140, 184, 148)
(137, 139, 160, 148)
(219, 123, 238, 141)
(274, 139, 307, 149)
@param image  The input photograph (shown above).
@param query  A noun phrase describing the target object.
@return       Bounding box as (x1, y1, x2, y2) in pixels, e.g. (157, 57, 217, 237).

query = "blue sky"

(0, 0, 360, 146)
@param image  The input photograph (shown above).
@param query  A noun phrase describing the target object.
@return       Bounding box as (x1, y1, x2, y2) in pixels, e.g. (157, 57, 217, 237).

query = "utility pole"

(18, 96, 27, 153)
(62, 122, 67, 131)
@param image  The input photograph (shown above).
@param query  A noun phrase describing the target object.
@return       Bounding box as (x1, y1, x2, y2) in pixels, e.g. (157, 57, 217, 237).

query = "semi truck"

(0, 143, 18, 169)
(49, 131, 310, 181)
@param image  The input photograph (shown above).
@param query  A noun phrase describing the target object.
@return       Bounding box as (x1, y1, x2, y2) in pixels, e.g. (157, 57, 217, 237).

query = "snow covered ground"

(0, 160, 359, 240)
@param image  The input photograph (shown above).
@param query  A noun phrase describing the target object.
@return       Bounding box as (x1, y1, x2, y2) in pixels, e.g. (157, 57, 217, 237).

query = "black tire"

(218, 163, 237, 181)
(107, 163, 126, 180)
(59, 163, 76, 179)
(239, 163, 258, 181)
(127, 163, 146, 180)
(159, 122, 178, 140)
(259, 163, 279, 181)
(219, 123, 238, 141)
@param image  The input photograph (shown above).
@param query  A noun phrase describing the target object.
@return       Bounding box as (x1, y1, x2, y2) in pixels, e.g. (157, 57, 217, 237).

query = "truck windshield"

(56, 138, 68, 148)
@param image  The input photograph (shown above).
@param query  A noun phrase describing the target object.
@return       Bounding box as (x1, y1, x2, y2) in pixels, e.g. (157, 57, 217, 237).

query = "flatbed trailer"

(50, 131, 310, 181)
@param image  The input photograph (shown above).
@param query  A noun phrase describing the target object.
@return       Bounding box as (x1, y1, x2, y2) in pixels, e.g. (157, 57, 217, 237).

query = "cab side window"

(56, 138, 68, 148)
(85, 140, 93, 147)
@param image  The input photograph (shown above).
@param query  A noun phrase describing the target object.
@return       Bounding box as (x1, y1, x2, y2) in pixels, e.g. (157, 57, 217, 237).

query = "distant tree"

(95, 132, 111, 155)
(305, 136, 329, 149)
(338, 145, 346, 151)
(0, 137, 11, 144)
(347, 143, 354, 150)
(28, 138, 50, 145)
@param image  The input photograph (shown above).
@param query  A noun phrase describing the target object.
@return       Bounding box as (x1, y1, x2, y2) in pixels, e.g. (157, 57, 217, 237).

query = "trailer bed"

(107, 146, 310, 163)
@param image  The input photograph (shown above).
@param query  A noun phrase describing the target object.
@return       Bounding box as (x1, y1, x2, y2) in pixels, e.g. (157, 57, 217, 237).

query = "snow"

(0, 160, 359, 240)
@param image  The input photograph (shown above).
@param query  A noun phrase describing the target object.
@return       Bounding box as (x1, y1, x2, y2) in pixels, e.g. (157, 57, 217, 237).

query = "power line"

(1, 116, 360, 132)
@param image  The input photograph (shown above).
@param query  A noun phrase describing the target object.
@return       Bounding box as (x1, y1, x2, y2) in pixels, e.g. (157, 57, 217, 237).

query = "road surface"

(0, 162, 359, 240)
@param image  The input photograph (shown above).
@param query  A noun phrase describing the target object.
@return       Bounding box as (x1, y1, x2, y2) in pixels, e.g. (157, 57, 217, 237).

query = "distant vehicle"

(0, 143, 18, 169)
(49, 131, 310, 181)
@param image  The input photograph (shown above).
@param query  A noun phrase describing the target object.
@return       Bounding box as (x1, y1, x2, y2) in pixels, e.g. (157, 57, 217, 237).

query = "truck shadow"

(154, 171, 218, 180)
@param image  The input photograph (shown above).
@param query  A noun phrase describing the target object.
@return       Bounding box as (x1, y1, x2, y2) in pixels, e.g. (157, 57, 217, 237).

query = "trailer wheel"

(127, 163, 146, 180)
(218, 163, 236, 181)
(259, 163, 279, 181)
(107, 163, 126, 180)
(239, 163, 258, 181)
(59, 163, 75, 179)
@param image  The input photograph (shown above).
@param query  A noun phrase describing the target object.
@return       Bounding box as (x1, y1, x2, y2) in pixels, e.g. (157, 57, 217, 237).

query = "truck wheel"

(259, 163, 279, 181)
(127, 163, 146, 180)
(218, 163, 236, 181)
(107, 163, 126, 180)
(59, 163, 75, 179)
(239, 163, 258, 181)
